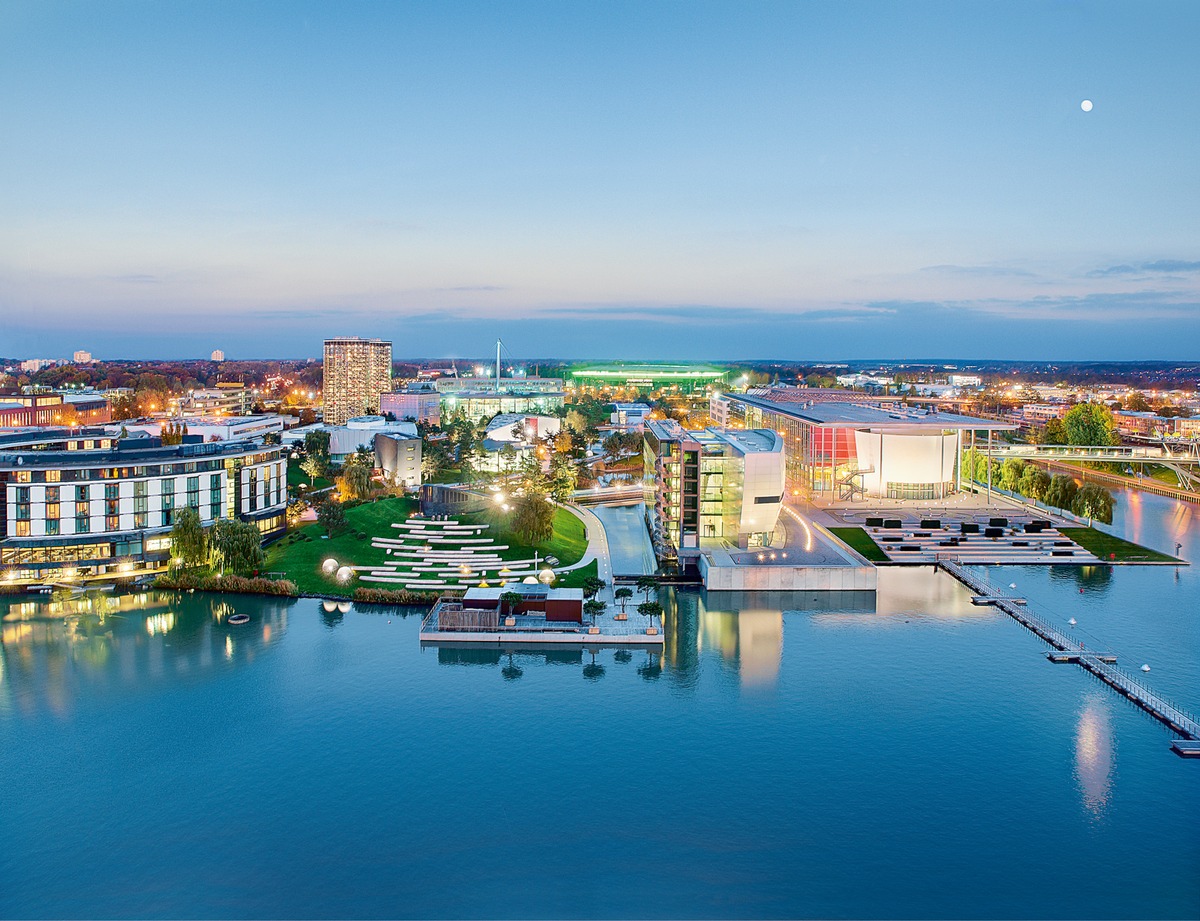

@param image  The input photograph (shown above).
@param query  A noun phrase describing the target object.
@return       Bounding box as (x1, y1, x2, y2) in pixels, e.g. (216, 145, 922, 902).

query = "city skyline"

(2, 1, 1198, 360)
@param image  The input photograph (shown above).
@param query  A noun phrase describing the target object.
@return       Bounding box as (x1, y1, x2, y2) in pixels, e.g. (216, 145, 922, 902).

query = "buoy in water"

(228, 613, 250, 625)
(1009, 582, 1017, 589)
(1068, 618, 1077, 626)
(1141, 664, 1151, 672)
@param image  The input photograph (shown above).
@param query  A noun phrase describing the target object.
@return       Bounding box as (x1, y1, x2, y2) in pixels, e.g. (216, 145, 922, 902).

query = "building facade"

(380, 389, 442, 424)
(323, 337, 393, 425)
(643, 421, 784, 562)
(0, 431, 286, 586)
(0, 393, 111, 428)
(715, 393, 1014, 500)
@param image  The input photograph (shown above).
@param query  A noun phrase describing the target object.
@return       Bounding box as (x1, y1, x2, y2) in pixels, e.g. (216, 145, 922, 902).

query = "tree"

(300, 455, 324, 487)
(207, 518, 264, 576)
(1044, 474, 1079, 511)
(170, 507, 207, 569)
(298, 407, 317, 425)
(999, 458, 1025, 492)
(548, 452, 578, 503)
(338, 465, 370, 500)
(160, 421, 186, 446)
(1063, 403, 1117, 447)
(511, 490, 554, 544)
(1040, 418, 1068, 445)
(499, 591, 524, 617)
(583, 599, 607, 625)
(1072, 483, 1116, 524)
(1018, 466, 1051, 501)
(582, 576, 606, 600)
(304, 430, 332, 470)
(636, 574, 658, 600)
(614, 587, 633, 613)
(317, 498, 347, 536)
(1123, 392, 1151, 412)
(637, 600, 663, 631)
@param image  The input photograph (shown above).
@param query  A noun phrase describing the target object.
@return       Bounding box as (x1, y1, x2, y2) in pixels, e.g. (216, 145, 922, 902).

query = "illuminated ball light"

(321, 558, 339, 575)
(1080, 99, 1093, 112)
(336, 566, 354, 584)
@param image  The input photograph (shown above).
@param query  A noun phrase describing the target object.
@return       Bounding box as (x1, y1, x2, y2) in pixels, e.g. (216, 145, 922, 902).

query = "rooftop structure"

(571, 364, 726, 393)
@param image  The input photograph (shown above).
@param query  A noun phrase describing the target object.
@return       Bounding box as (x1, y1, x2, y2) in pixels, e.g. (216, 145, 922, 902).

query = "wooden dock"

(937, 556, 1200, 754)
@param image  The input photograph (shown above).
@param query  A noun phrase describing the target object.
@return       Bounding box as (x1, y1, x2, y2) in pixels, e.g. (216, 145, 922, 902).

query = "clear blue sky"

(1, 0, 1197, 360)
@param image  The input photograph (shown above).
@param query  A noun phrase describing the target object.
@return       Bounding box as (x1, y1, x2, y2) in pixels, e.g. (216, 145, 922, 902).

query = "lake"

(1, 489, 1197, 919)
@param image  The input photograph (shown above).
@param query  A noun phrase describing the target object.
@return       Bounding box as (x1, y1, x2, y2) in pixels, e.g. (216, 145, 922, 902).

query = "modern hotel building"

(710, 391, 1015, 500)
(643, 420, 785, 563)
(0, 428, 287, 586)
(323, 337, 393, 425)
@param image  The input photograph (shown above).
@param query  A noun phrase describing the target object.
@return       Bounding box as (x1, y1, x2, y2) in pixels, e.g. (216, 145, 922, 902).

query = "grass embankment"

(1058, 527, 1182, 564)
(265, 496, 595, 597)
(827, 527, 890, 563)
(265, 496, 420, 596)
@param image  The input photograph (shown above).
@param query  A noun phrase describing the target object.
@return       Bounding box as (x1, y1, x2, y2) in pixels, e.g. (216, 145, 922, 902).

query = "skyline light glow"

(1, 1, 1198, 360)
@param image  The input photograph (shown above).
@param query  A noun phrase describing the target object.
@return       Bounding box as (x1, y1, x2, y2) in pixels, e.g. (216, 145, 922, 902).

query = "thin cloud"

(920, 264, 1037, 278)
(865, 291, 1199, 323)
(1088, 259, 1200, 277)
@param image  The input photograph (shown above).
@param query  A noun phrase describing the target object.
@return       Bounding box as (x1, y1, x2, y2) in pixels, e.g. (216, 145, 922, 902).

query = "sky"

(1, 0, 1198, 361)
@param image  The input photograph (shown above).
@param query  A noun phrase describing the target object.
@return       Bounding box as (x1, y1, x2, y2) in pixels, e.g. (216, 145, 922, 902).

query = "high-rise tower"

(322, 337, 393, 425)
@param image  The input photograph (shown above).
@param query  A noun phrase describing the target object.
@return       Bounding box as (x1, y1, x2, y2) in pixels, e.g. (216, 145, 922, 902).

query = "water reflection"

(1049, 564, 1113, 592)
(0, 592, 293, 718)
(1075, 693, 1115, 818)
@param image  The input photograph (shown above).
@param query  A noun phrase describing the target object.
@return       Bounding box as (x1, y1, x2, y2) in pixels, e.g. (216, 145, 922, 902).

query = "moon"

(1081, 99, 1093, 112)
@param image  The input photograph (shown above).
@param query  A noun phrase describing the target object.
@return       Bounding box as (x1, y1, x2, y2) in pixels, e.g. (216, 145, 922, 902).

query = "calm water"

(2, 491, 1198, 919)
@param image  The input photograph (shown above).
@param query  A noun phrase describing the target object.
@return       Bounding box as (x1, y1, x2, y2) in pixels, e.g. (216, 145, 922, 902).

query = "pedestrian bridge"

(991, 443, 1200, 466)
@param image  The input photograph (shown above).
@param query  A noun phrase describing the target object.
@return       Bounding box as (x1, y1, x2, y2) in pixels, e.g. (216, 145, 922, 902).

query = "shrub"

(154, 572, 298, 597)
(353, 587, 444, 605)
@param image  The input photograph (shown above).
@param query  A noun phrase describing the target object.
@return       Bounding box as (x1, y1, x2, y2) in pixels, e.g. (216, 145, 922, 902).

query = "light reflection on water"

(1075, 692, 1115, 818)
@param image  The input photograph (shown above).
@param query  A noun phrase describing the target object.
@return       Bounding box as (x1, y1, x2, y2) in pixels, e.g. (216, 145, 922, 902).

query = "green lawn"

(265, 496, 419, 595)
(264, 496, 593, 596)
(1058, 527, 1182, 564)
(457, 505, 589, 567)
(287, 459, 332, 494)
(827, 527, 889, 563)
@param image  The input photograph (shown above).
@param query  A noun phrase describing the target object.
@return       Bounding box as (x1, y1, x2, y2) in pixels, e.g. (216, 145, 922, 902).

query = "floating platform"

(420, 629, 663, 646)
(1171, 739, 1200, 758)
(1047, 651, 1117, 664)
(972, 595, 1027, 606)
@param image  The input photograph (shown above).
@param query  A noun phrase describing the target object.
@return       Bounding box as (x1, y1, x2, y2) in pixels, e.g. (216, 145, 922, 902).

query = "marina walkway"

(938, 558, 1200, 753)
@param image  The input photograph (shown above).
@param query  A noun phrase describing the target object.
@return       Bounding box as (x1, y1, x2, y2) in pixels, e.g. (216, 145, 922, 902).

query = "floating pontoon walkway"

(938, 556, 1200, 754)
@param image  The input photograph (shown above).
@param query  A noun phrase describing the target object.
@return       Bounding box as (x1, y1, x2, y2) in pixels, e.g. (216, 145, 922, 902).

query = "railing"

(937, 557, 1199, 740)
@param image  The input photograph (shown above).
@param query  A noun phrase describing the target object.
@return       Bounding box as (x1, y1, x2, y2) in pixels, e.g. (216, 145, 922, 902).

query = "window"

(753, 495, 782, 505)
(14, 521, 30, 537)
(16, 487, 30, 503)
(76, 485, 90, 502)
(187, 476, 200, 508)
(134, 512, 148, 529)
(46, 469, 61, 482)
(46, 519, 60, 536)
(105, 484, 119, 501)
(14, 470, 31, 483)
(106, 515, 120, 531)
(75, 513, 90, 534)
